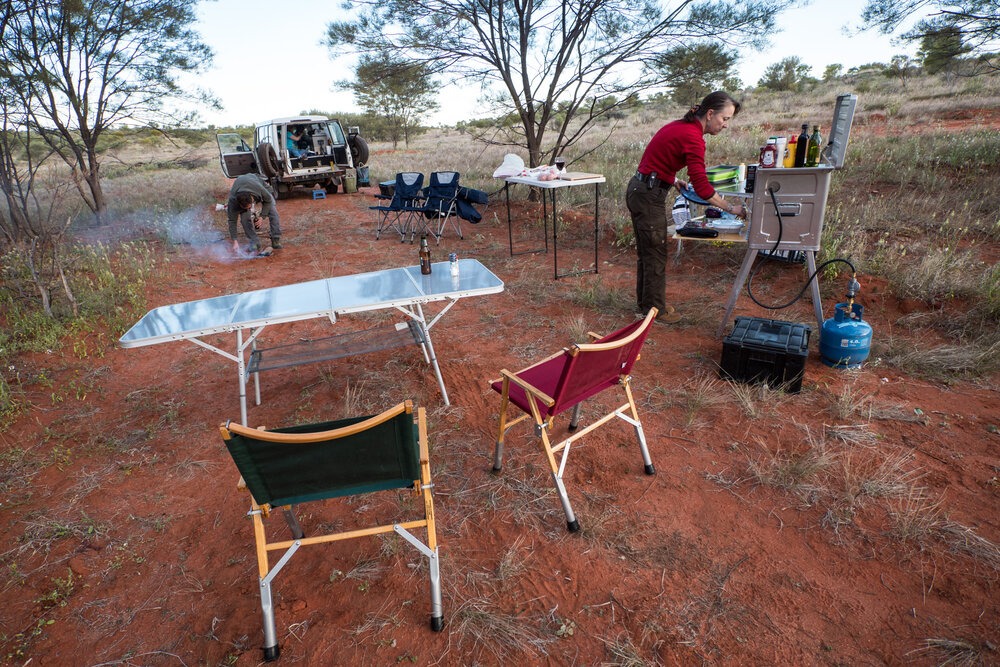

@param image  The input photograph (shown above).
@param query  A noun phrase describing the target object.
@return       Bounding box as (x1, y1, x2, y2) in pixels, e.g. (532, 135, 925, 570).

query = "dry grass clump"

(910, 637, 996, 667)
(677, 374, 726, 429)
(746, 441, 834, 501)
(878, 337, 1000, 382)
(727, 380, 793, 419)
(450, 595, 554, 663)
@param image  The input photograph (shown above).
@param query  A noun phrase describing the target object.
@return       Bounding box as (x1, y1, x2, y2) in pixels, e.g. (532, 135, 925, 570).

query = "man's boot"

(271, 236, 282, 250)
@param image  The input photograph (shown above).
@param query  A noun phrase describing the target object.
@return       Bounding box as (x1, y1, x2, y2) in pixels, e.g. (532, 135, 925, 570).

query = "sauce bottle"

(759, 138, 778, 168)
(783, 136, 797, 168)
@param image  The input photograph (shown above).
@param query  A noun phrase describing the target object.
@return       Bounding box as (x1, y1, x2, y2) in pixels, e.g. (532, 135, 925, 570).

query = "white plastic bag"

(493, 154, 526, 178)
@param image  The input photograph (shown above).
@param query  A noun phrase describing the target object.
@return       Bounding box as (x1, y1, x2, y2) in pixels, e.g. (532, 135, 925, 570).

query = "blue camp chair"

(411, 171, 462, 244)
(371, 172, 425, 241)
(219, 401, 443, 661)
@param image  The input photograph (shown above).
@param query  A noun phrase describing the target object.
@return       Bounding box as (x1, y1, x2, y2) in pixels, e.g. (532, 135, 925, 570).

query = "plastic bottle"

(806, 125, 822, 167)
(783, 136, 797, 168)
(449, 252, 459, 277)
(419, 236, 432, 274)
(759, 138, 778, 168)
(794, 123, 809, 167)
(775, 137, 787, 168)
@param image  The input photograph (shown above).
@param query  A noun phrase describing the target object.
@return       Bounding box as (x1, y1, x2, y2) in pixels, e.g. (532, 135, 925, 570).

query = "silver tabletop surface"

(120, 259, 504, 347)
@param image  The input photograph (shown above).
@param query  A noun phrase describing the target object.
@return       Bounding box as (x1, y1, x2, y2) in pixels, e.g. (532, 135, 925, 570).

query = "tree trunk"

(83, 153, 106, 226)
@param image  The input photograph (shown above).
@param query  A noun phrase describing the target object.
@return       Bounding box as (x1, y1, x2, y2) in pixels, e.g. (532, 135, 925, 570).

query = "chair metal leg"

(492, 439, 505, 472)
(394, 525, 445, 631)
(282, 508, 305, 539)
(552, 472, 580, 532)
(568, 403, 582, 432)
(493, 391, 510, 472)
(634, 422, 655, 475)
(429, 547, 444, 631)
(623, 384, 655, 475)
(260, 578, 280, 661)
(256, 540, 299, 662)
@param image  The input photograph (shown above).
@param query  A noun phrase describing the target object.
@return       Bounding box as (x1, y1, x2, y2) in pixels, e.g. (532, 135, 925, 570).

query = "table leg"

(805, 251, 825, 332)
(551, 188, 559, 280)
(415, 303, 450, 406)
(717, 245, 758, 338)
(507, 183, 547, 257)
(554, 183, 601, 279)
(593, 183, 600, 274)
(236, 329, 248, 426)
(506, 183, 513, 255)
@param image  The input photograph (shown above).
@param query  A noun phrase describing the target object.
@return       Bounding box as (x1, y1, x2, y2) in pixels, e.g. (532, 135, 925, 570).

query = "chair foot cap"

(644, 464, 656, 475)
(567, 423, 579, 432)
(567, 519, 580, 532)
(263, 645, 280, 662)
(431, 616, 444, 632)
(490, 465, 503, 474)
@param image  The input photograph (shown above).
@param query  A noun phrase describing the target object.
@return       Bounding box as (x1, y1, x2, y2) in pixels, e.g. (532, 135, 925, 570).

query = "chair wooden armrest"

(499, 368, 556, 407)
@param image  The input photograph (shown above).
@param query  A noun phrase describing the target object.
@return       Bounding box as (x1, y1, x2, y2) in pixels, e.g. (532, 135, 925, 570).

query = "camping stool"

(312, 189, 326, 200)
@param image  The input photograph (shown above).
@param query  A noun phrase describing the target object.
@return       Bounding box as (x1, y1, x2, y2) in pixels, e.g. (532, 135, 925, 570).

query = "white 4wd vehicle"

(217, 116, 369, 198)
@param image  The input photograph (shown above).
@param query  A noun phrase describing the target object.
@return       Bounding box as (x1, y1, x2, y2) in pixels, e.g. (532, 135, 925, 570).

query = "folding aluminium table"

(503, 173, 605, 279)
(119, 259, 505, 424)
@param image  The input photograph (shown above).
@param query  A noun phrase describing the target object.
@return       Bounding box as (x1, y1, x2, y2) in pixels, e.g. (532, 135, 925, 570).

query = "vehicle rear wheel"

(349, 135, 369, 166)
(325, 179, 339, 194)
(275, 182, 291, 200)
(256, 142, 280, 178)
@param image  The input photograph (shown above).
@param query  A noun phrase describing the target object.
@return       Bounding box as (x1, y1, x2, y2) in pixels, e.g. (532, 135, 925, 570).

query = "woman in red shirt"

(626, 91, 747, 323)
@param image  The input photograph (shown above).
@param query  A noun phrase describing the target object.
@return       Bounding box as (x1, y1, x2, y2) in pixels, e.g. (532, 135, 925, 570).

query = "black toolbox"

(720, 317, 811, 393)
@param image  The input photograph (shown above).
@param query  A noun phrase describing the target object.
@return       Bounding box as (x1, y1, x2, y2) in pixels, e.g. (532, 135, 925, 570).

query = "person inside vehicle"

(287, 126, 312, 158)
(226, 173, 282, 254)
(625, 90, 747, 324)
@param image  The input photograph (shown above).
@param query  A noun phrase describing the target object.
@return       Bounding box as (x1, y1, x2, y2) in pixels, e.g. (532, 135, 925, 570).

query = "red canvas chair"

(489, 309, 658, 532)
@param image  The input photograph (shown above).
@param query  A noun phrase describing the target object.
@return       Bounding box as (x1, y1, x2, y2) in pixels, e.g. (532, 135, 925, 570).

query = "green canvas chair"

(219, 401, 443, 662)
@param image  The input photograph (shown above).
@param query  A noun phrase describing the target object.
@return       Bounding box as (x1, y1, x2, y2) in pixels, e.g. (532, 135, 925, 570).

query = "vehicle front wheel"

(325, 179, 339, 194)
(275, 182, 291, 200)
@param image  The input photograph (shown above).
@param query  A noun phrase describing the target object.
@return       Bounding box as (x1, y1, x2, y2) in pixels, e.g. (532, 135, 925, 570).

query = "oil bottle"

(794, 123, 809, 167)
(806, 125, 822, 167)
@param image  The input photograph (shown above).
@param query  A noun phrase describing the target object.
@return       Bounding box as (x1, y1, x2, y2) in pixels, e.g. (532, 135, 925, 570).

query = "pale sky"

(184, 0, 918, 128)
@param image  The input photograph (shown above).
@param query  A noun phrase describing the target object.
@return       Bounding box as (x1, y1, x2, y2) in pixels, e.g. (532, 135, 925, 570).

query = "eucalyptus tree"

(861, 0, 999, 72)
(1, 0, 215, 225)
(342, 53, 440, 148)
(327, 0, 795, 167)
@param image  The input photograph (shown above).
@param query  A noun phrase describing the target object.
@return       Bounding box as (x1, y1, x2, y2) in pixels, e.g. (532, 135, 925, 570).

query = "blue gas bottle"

(820, 302, 873, 369)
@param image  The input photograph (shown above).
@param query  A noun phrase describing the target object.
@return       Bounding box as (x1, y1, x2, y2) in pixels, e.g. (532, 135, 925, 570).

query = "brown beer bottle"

(419, 236, 432, 274)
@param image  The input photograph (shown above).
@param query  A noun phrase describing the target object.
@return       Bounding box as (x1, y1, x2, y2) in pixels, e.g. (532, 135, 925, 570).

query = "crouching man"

(226, 173, 282, 254)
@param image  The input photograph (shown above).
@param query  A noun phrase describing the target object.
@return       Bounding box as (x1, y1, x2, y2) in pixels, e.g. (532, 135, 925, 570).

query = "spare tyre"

(256, 142, 280, 178)
(349, 135, 369, 166)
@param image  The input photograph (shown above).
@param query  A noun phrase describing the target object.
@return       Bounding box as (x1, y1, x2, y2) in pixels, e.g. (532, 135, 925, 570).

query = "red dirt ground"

(1, 176, 997, 666)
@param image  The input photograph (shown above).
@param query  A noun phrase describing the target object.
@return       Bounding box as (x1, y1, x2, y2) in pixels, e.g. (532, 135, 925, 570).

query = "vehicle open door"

(217, 133, 256, 178)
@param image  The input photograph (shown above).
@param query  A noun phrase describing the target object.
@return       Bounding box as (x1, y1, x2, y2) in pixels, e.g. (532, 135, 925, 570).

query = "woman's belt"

(634, 171, 672, 190)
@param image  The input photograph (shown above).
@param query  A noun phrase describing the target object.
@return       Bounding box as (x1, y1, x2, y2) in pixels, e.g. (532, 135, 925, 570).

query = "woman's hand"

(731, 202, 748, 220)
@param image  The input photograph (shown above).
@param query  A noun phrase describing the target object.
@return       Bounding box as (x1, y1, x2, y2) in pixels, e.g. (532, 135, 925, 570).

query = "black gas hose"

(746, 186, 857, 310)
